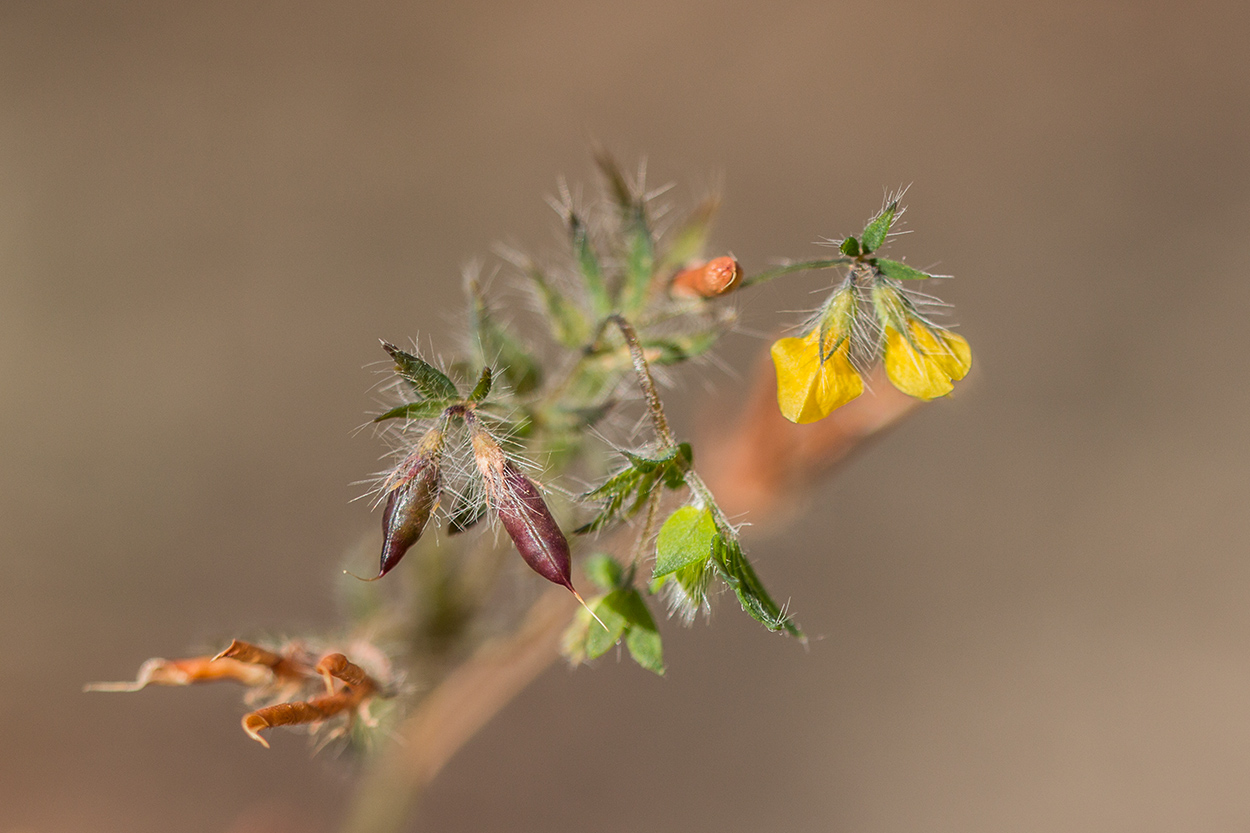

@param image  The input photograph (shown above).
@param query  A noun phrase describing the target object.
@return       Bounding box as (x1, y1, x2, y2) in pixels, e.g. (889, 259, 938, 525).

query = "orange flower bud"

(670, 256, 742, 299)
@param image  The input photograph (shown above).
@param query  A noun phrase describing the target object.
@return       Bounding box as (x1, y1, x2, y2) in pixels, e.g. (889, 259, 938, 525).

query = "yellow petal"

(771, 330, 864, 424)
(883, 323, 972, 400)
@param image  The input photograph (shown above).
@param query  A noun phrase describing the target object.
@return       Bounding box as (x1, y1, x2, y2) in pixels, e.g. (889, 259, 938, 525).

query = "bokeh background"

(4, 1, 1250, 831)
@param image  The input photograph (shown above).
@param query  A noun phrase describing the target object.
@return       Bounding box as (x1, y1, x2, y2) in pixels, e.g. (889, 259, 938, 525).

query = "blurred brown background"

(4, 1, 1250, 831)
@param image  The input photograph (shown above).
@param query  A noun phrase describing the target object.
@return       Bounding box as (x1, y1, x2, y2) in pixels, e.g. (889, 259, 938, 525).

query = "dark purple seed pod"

(494, 460, 574, 592)
(377, 429, 443, 578)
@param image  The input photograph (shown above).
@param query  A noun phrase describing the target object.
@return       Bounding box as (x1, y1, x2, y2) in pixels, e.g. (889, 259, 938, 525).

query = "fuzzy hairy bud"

(378, 425, 444, 578)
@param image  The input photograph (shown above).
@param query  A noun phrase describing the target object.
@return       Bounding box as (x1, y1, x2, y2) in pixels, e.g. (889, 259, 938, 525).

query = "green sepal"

(468, 367, 493, 402)
(711, 533, 801, 637)
(840, 236, 861, 257)
(381, 343, 459, 401)
(525, 262, 592, 348)
(568, 211, 611, 318)
(875, 258, 932, 281)
(860, 201, 898, 253)
(373, 399, 454, 423)
(653, 505, 717, 578)
(466, 279, 542, 395)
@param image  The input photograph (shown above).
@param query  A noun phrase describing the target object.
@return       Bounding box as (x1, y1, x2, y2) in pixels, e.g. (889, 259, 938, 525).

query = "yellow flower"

(882, 320, 972, 400)
(771, 328, 864, 424)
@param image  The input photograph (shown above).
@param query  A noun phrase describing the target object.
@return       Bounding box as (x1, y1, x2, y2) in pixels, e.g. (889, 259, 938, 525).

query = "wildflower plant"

(88, 154, 971, 828)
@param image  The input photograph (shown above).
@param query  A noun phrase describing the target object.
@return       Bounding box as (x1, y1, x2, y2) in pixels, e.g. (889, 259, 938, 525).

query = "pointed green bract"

(860, 200, 898, 253)
(653, 505, 717, 578)
(467, 279, 542, 395)
(373, 399, 454, 423)
(840, 236, 861, 256)
(596, 151, 656, 315)
(525, 263, 592, 348)
(382, 343, 460, 401)
(468, 367, 493, 402)
(568, 211, 611, 318)
(657, 194, 720, 272)
(875, 258, 931, 281)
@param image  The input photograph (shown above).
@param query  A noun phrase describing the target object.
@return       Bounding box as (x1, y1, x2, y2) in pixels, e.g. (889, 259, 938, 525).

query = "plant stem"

(608, 314, 676, 450)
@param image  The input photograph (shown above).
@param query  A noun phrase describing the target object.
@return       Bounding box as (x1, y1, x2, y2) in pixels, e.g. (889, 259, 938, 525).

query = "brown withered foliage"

(88, 641, 385, 750)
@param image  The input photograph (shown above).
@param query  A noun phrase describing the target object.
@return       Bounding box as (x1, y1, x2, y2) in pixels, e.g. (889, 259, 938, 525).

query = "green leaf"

(860, 201, 898, 253)
(583, 552, 625, 591)
(560, 588, 664, 674)
(653, 505, 718, 578)
(466, 279, 542, 395)
(711, 534, 801, 637)
(576, 444, 693, 535)
(651, 558, 712, 623)
(382, 343, 460, 401)
(568, 211, 611, 318)
(625, 620, 664, 674)
(525, 263, 592, 348)
(373, 399, 454, 423)
(875, 258, 932, 281)
(840, 236, 861, 256)
(468, 367, 493, 402)
(616, 590, 664, 674)
(584, 592, 629, 658)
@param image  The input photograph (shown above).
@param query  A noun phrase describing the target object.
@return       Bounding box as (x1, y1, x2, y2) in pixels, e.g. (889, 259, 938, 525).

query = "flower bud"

(377, 427, 443, 578)
(670, 256, 742, 299)
(471, 427, 575, 593)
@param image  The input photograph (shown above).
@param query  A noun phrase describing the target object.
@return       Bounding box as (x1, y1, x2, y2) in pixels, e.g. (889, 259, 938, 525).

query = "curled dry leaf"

(84, 655, 272, 692)
(243, 652, 380, 748)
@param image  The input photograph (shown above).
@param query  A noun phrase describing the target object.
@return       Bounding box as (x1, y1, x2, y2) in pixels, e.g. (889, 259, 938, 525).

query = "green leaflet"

(382, 343, 459, 401)
(712, 534, 801, 637)
(860, 200, 898, 253)
(583, 552, 625, 591)
(653, 505, 717, 578)
(840, 236, 861, 257)
(575, 443, 693, 535)
(562, 587, 664, 675)
(875, 258, 932, 281)
(466, 279, 542, 395)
